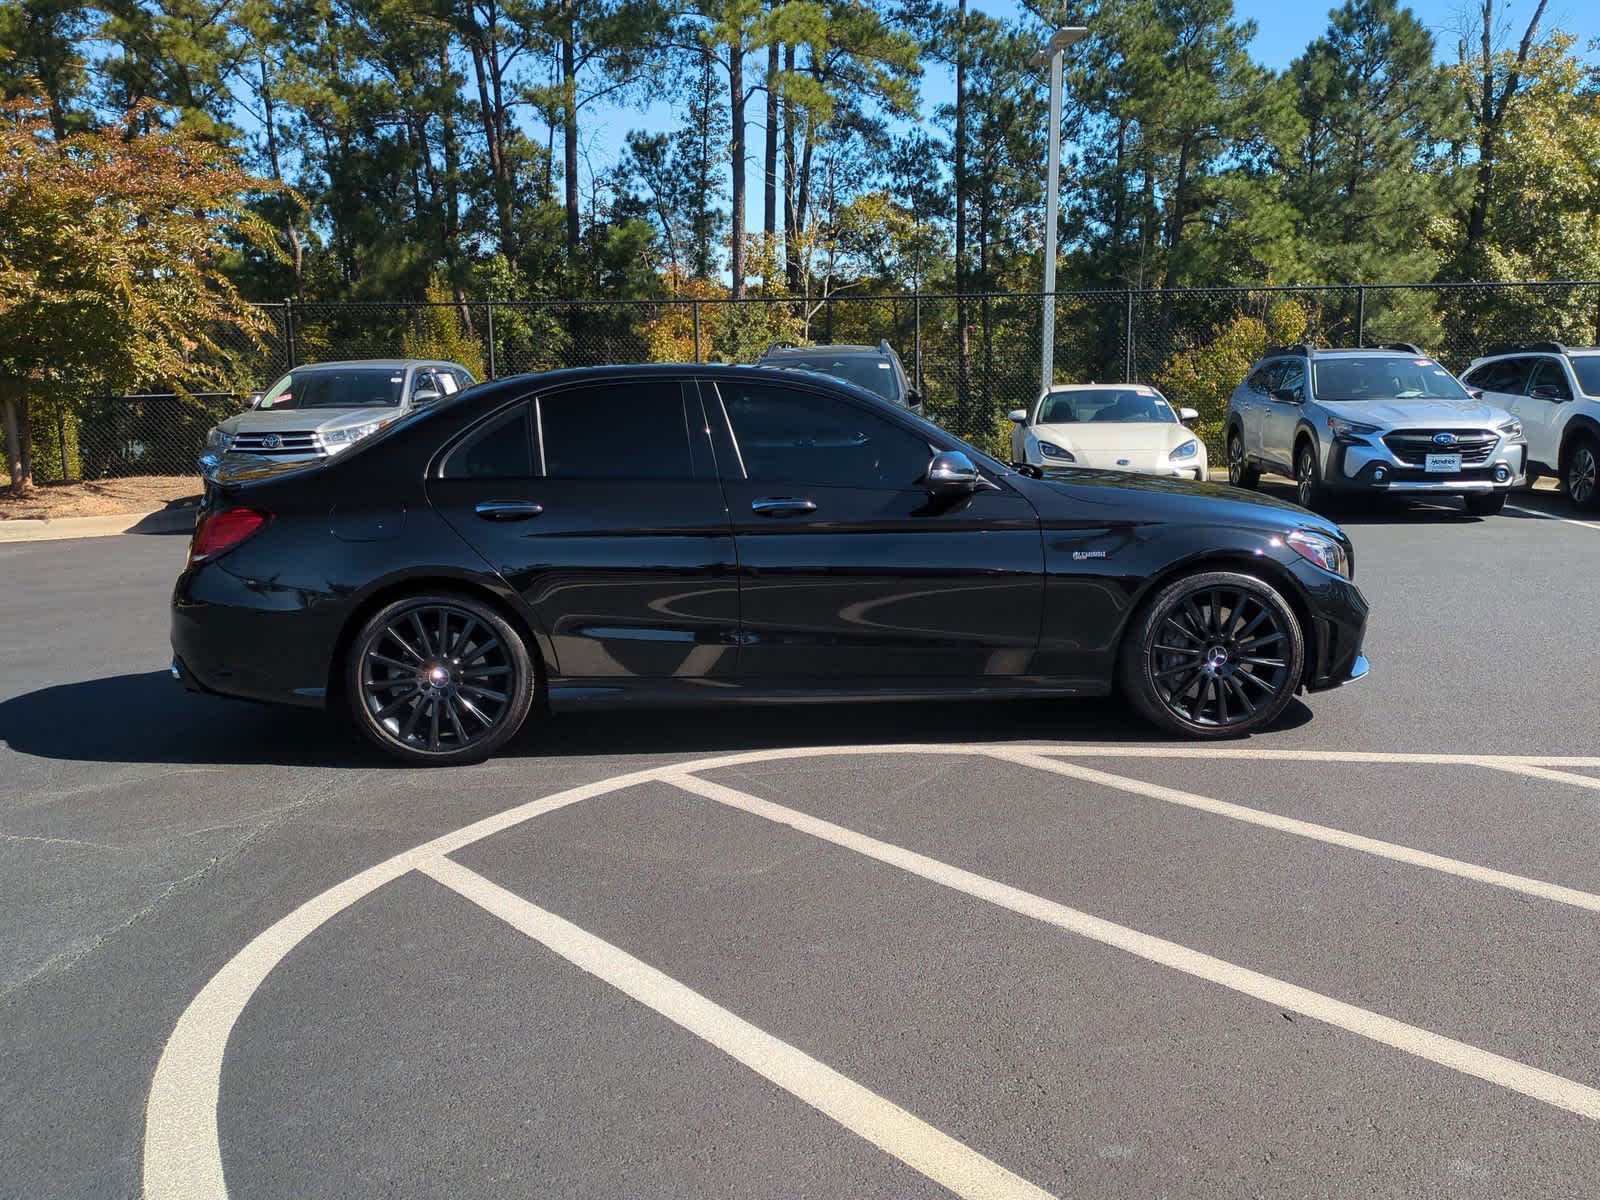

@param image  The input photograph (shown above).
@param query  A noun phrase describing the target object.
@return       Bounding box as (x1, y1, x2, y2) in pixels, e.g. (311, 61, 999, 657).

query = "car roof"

(1042, 383, 1162, 392)
(283, 359, 457, 372)
(458, 363, 904, 410)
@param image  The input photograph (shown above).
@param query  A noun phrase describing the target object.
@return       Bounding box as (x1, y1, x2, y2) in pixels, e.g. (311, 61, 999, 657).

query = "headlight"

(1284, 529, 1352, 579)
(1037, 440, 1075, 462)
(1326, 416, 1380, 441)
(1169, 438, 1199, 461)
(320, 421, 384, 451)
(1498, 419, 1524, 439)
(205, 427, 233, 451)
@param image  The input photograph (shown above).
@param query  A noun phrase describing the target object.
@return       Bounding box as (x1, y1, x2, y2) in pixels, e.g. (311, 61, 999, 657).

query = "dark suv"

(757, 341, 923, 413)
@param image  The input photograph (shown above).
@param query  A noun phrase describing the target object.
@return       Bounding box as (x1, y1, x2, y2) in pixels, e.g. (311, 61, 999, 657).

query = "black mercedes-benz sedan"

(171, 364, 1369, 764)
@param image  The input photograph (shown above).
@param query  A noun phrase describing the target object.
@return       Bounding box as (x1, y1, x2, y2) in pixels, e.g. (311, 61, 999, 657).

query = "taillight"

(189, 507, 271, 564)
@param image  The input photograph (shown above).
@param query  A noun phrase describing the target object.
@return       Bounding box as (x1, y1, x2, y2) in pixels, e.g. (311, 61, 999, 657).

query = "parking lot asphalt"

(3, 485, 1599, 1199)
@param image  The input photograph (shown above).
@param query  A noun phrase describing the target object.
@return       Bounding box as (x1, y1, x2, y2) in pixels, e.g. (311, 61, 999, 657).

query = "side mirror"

(246, 392, 265, 410)
(1269, 388, 1301, 404)
(925, 450, 982, 496)
(905, 387, 924, 409)
(1529, 385, 1566, 401)
(1179, 407, 1199, 423)
(411, 389, 442, 406)
(1007, 408, 1029, 424)
(1466, 388, 1485, 400)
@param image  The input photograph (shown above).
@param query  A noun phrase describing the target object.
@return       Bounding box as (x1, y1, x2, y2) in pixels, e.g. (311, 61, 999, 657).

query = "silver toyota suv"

(199, 359, 476, 474)
(1224, 343, 1527, 515)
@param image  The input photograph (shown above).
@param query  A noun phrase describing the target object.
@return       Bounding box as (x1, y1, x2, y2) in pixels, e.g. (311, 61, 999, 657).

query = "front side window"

(1038, 388, 1176, 424)
(1274, 360, 1306, 402)
(719, 383, 935, 489)
(1311, 357, 1469, 402)
(1528, 358, 1572, 399)
(538, 381, 694, 480)
(256, 368, 405, 410)
(442, 404, 534, 479)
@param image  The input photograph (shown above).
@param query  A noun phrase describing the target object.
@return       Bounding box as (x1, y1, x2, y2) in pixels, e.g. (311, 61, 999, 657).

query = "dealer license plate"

(1424, 453, 1462, 473)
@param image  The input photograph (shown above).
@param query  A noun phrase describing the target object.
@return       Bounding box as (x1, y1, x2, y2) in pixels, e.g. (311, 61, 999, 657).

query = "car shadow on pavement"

(0, 670, 1311, 768)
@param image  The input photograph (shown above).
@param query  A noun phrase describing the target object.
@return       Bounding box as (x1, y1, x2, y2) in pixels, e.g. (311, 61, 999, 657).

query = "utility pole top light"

(1034, 26, 1089, 68)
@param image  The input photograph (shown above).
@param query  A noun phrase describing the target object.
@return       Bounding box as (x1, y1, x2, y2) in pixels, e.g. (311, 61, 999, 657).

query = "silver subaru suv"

(1224, 343, 1527, 515)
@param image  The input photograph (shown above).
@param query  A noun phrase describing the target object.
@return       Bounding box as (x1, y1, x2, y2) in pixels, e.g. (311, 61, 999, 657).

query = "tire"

(346, 593, 536, 765)
(1120, 570, 1306, 740)
(1564, 436, 1600, 511)
(1227, 431, 1260, 489)
(1464, 491, 1507, 516)
(1294, 440, 1324, 511)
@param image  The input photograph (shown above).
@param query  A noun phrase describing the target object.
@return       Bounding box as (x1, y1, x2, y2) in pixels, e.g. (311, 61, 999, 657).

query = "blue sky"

(582, 0, 1598, 218)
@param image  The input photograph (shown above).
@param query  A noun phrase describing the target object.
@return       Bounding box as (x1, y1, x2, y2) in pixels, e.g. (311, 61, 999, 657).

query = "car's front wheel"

(1295, 442, 1323, 511)
(346, 593, 536, 765)
(1120, 571, 1306, 739)
(1565, 436, 1599, 510)
(1227, 431, 1260, 489)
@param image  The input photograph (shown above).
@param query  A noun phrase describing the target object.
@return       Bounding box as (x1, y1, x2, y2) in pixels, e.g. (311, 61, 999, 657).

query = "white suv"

(1461, 343, 1600, 509)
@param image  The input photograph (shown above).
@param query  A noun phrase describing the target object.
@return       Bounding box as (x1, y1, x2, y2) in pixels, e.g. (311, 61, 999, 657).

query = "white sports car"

(1008, 384, 1208, 480)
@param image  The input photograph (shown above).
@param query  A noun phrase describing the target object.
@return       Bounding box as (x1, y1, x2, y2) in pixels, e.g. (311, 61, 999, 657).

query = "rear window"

(257, 368, 405, 409)
(1311, 357, 1469, 402)
(442, 404, 534, 479)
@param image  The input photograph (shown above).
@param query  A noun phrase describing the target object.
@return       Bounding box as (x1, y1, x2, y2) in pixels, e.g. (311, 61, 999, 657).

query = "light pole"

(1036, 26, 1088, 396)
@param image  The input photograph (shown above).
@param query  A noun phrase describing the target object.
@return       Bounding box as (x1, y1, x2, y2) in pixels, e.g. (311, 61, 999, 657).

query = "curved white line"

(142, 743, 1600, 1198)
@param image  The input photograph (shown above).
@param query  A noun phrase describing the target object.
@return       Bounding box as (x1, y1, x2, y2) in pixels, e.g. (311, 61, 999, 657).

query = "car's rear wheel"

(1120, 571, 1305, 740)
(1227, 432, 1259, 489)
(1464, 491, 1507, 516)
(347, 593, 535, 765)
(1565, 436, 1599, 510)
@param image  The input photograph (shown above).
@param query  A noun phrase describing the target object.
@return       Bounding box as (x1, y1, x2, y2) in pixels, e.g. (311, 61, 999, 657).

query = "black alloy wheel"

(1120, 571, 1305, 739)
(1228, 432, 1259, 489)
(1566, 437, 1599, 510)
(347, 594, 535, 764)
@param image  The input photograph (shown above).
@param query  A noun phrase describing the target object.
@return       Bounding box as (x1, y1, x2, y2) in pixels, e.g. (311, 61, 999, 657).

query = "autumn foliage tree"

(0, 90, 279, 492)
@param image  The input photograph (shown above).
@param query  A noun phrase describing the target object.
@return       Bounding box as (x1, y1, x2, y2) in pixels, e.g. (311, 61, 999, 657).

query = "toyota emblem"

(261, 434, 282, 449)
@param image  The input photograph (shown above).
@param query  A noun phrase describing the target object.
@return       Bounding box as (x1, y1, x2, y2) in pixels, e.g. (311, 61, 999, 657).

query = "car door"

(1465, 357, 1535, 458)
(1261, 358, 1305, 470)
(1523, 357, 1573, 468)
(1235, 368, 1267, 456)
(705, 377, 1044, 680)
(426, 378, 740, 681)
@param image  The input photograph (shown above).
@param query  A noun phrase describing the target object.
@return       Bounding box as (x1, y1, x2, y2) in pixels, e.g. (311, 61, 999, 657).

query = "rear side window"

(538, 381, 694, 480)
(443, 404, 534, 479)
(1572, 357, 1600, 397)
(718, 383, 934, 489)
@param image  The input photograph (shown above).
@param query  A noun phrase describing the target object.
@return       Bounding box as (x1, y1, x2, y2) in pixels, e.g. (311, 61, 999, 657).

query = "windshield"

(257, 368, 405, 410)
(775, 356, 902, 403)
(1037, 388, 1176, 424)
(1572, 357, 1600, 397)
(1311, 357, 1469, 402)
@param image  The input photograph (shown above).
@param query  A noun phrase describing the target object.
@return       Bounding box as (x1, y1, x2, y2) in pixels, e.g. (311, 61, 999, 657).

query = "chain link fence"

(14, 281, 1599, 484)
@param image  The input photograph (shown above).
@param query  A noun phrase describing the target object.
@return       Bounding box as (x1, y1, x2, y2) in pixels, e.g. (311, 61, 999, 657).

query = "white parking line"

(989, 750, 1600, 914)
(143, 743, 1600, 1200)
(1505, 503, 1600, 533)
(418, 854, 1057, 1200)
(664, 769, 1600, 1123)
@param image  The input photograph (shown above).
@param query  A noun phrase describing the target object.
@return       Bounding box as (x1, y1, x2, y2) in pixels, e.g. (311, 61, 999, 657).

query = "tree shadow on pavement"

(0, 670, 1312, 768)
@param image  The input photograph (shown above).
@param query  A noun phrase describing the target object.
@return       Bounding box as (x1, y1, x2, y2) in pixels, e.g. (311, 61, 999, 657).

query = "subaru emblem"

(1431, 431, 1457, 447)
(262, 434, 281, 449)
(1117, 458, 1130, 466)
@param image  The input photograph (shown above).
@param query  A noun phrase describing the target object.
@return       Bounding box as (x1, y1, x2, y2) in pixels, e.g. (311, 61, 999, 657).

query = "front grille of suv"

(1382, 429, 1497, 466)
(230, 431, 323, 455)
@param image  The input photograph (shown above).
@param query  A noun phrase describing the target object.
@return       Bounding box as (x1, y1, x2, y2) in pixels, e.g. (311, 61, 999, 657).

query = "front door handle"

(475, 500, 544, 521)
(751, 497, 817, 517)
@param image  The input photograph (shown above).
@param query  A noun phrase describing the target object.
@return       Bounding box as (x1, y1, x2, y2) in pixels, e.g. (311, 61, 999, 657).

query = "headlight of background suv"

(1169, 438, 1199, 461)
(1326, 415, 1381, 441)
(1284, 529, 1352, 579)
(1037, 440, 1075, 462)
(1499, 418, 1523, 439)
(205, 427, 233, 451)
(320, 421, 384, 452)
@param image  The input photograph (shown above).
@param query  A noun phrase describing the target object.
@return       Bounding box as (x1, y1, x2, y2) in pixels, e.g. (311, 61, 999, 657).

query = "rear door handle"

(475, 500, 544, 521)
(751, 497, 817, 517)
